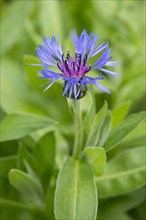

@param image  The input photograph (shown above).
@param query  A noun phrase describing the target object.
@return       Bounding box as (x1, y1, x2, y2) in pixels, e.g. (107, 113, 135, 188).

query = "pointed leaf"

(34, 132, 55, 189)
(83, 94, 96, 145)
(0, 113, 56, 142)
(119, 121, 145, 149)
(97, 110, 112, 147)
(54, 157, 97, 220)
(112, 101, 131, 128)
(9, 169, 44, 204)
(85, 101, 108, 146)
(18, 145, 37, 177)
(104, 111, 145, 152)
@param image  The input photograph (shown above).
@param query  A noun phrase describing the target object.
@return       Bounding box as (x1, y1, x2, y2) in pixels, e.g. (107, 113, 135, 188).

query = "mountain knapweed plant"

(0, 2, 145, 218)
(35, 29, 119, 219)
(4, 29, 145, 220)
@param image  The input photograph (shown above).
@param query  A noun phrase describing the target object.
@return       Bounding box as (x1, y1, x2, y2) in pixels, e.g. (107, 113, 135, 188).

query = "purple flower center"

(57, 51, 91, 78)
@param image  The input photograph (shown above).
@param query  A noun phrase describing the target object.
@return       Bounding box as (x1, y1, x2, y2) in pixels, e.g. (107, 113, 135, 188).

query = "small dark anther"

(66, 51, 70, 60)
(77, 65, 80, 72)
(88, 64, 91, 71)
(83, 58, 86, 66)
(79, 58, 81, 65)
(62, 54, 64, 62)
(65, 59, 69, 71)
(85, 53, 88, 61)
(73, 62, 75, 71)
(77, 53, 81, 65)
(57, 62, 61, 70)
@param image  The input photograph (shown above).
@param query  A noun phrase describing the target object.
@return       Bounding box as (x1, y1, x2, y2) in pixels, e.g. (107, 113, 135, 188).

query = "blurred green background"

(0, 0, 145, 220)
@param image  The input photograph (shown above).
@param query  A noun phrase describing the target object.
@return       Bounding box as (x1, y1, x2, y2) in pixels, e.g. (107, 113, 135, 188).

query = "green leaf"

(0, 198, 37, 212)
(1, 58, 33, 113)
(97, 110, 112, 147)
(45, 185, 56, 220)
(83, 147, 106, 177)
(25, 19, 42, 45)
(23, 55, 46, 88)
(1, 58, 52, 115)
(39, 1, 63, 36)
(85, 101, 108, 147)
(0, 113, 56, 142)
(112, 101, 131, 128)
(119, 121, 145, 149)
(55, 131, 69, 169)
(1, 1, 34, 55)
(20, 135, 36, 151)
(17, 145, 37, 176)
(54, 157, 97, 220)
(83, 94, 96, 145)
(0, 156, 17, 177)
(119, 75, 145, 104)
(96, 147, 146, 198)
(34, 132, 55, 189)
(98, 187, 146, 220)
(104, 111, 145, 152)
(0, 198, 35, 220)
(9, 169, 44, 205)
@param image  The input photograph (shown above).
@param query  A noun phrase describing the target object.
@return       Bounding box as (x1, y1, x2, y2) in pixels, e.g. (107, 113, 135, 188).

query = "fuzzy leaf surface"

(54, 157, 97, 220)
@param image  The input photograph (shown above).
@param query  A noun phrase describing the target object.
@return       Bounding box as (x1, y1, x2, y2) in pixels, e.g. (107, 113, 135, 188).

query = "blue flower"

(36, 29, 119, 99)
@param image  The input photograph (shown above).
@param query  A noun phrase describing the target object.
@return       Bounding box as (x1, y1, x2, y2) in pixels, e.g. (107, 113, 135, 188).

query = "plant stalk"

(73, 99, 83, 159)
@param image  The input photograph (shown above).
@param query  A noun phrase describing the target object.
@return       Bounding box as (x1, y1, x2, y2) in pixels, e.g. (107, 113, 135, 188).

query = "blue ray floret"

(36, 29, 119, 99)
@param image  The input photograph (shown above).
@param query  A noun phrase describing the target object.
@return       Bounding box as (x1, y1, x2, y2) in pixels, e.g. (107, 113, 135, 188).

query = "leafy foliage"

(54, 157, 97, 220)
(0, 1, 145, 220)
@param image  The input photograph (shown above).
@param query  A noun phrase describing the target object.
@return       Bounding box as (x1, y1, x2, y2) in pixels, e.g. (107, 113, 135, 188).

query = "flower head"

(36, 29, 119, 99)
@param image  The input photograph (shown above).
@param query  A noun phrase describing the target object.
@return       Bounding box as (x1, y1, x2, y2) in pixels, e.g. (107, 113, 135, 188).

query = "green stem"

(73, 99, 83, 159)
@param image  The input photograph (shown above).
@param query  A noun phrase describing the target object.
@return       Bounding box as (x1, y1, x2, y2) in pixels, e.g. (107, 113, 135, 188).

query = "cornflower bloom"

(36, 29, 119, 99)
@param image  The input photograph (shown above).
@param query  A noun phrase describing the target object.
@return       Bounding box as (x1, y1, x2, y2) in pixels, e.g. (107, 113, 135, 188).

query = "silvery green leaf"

(54, 157, 97, 220)
(83, 94, 96, 145)
(9, 169, 44, 205)
(104, 111, 145, 152)
(34, 132, 55, 189)
(0, 113, 56, 142)
(85, 101, 108, 147)
(97, 110, 112, 147)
